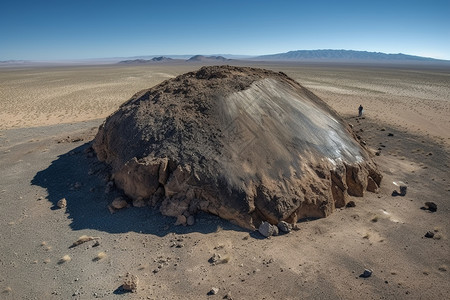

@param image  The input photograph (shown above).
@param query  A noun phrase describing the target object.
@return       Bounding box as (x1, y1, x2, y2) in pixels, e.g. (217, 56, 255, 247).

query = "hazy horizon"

(2, 0, 449, 61)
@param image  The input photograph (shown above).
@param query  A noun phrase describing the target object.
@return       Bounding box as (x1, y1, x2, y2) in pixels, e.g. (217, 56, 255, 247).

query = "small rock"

(187, 215, 195, 226)
(360, 269, 373, 278)
(346, 201, 356, 208)
(223, 291, 233, 299)
(272, 224, 279, 236)
(438, 265, 447, 272)
(424, 231, 434, 238)
(208, 287, 219, 295)
(258, 221, 276, 238)
(57, 198, 67, 209)
(111, 197, 128, 209)
(388, 133, 394, 137)
(277, 221, 292, 233)
(174, 215, 187, 226)
(122, 273, 138, 293)
(425, 202, 437, 212)
(209, 253, 221, 265)
(132, 197, 147, 208)
(399, 185, 407, 196)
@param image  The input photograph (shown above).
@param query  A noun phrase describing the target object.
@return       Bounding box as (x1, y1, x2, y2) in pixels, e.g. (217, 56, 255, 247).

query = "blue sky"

(1, 0, 449, 60)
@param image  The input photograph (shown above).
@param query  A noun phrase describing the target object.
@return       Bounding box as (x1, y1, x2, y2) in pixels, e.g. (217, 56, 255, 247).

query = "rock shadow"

(31, 142, 246, 237)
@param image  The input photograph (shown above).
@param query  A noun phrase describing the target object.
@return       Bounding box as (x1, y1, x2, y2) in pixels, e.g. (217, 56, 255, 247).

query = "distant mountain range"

(117, 55, 230, 64)
(118, 56, 175, 64)
(2, 50, 448, 67)
(254, 49, 442, 62)
(186, 55, 230, 62)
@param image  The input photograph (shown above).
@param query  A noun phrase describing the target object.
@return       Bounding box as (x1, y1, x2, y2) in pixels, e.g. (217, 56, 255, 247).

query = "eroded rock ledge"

(93, 65, 382, 229)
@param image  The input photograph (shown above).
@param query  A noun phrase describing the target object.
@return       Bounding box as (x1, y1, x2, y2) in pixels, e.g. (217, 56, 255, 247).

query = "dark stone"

(425, 202, 437, 212)
(360, 269, 372, 278)
(425, 231, 434, 238)
(346, 201, 356, 208)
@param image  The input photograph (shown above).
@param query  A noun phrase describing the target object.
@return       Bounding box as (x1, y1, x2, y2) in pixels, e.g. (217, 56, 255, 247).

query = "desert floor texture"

(1, 62, 449, 299)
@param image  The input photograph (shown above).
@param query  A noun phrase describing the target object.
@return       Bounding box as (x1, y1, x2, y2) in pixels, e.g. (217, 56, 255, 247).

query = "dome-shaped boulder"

(93, 65, 381, 229)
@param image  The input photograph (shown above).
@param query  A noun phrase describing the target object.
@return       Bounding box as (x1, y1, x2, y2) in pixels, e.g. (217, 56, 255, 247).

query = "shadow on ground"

(31, 142, 246, 236)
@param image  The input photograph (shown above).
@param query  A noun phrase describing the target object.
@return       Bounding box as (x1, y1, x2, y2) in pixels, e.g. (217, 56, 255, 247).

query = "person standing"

(358, 105, 363, 117)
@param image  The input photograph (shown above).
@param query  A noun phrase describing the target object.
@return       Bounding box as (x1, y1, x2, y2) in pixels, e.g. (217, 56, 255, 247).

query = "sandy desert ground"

(0, 62, 449, 299)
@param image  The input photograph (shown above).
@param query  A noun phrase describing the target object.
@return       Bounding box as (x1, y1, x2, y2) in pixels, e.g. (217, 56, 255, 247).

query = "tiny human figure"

(358, 105, 363, 117)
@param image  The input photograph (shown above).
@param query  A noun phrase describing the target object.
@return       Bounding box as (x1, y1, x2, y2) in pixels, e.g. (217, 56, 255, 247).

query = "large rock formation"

(93, 65, 381, 229)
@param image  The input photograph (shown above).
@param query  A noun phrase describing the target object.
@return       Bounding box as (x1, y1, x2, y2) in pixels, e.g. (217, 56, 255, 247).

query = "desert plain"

(0, 61, 449, 299)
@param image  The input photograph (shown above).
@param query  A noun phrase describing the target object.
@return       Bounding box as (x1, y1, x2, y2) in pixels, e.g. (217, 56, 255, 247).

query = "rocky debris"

(346, 201, 356, 208)
(93, 65, 382, 229)
(70, 235, 100, 248)
(187, 215, 195, 226)
(111, 197, 128, 209)
(258, 221, 279, 238)
(132, 197, 147, 207)
(392, 181, 407, 196)
(58, 255, 71, 264)
(208, 287, 219, 295)
(209, 253, 221, 265)
(209, 253, 230, 265)
(105, 181, 114, 194)
(277, 221, 292, 233)
(57, 198, 67, 208)
(421, 202, 437, 212)
(122, 273, 138, 293)
(424, 231, 435, 238)
(360, 269, 373, 278)
(174, 215, 187, 226)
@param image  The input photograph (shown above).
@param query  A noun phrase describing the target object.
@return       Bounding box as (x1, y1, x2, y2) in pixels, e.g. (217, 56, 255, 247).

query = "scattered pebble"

(57, 198, 67, 208)
(70, 235, 100, 248)
(111, 197, 128, 210)
(346, 201, 356, 208)
(208, 287, 219, 295)
(94, 252, 107, 261)
(422, 202, 437, 212)
(424, 231, 435, 238)
(360, 269, 373, 278)
(187, 215, 195, 226)
(58, 255, 71, 264)
(122, 273, 138, 293)
(174, 215, 187, 226)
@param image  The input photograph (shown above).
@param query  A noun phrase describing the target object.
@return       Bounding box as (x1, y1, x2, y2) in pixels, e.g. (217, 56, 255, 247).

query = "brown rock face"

(93, 65, 382, 229)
